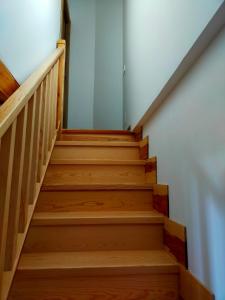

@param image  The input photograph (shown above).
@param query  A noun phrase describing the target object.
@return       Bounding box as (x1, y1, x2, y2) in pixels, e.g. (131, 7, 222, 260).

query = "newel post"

(57, 39, 66, 132)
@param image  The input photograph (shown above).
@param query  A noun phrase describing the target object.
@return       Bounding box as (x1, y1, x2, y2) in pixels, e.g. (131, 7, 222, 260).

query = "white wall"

(67, 0, 96, 129)
(143, 26, 225, 300)
(94, 0, 123, 130)
(123, 0, 223, 129)
(0, 0, 61, 83)
(67, 0, 123, 129)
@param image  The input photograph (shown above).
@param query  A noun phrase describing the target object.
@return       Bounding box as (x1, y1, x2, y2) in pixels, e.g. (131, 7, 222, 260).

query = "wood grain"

(179, 265, 214, 300)
(0, 122, 16, 291)
(5, 107, 27, 271)
(164, 219, 188, 267)
(58, 133, 136, 142)
(133, 126, 143, 141)
(153, 184, 169, 216)
(52, 144, 140, 160)
(24, 224, 164, 253)
(139, 136, 149, 160)
(9, 273, 179, 300)
(36, 189, 153, 212)
(145, 157, 157, 184)
(0, 61, 19, 103)
(43, 164, 147, 185)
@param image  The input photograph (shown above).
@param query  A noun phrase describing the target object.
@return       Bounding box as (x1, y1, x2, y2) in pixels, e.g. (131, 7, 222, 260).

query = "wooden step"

(58, 130, 136, 142)
(24, 211, 164, 253)
(41, 183, 154, 191)
(37, 186, 154, 212)
(43, 160, 148, 186)
(18, 250, 179, 276)
(9, 251, 179, 300)
(52, 141, 141, 160)
(32, 211, 164, 225)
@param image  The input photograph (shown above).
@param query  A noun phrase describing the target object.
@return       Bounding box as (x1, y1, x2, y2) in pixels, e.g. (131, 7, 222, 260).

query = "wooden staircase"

(9, 130, 180, 300)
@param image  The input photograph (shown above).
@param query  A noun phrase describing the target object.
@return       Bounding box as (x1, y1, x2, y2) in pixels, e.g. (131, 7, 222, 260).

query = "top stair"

(58, 129, 137, 142)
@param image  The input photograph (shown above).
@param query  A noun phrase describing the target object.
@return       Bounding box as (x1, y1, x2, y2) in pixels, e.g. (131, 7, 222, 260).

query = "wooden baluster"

(57, 40, 66, 131)
(37, 78, 47, 182)
(19, 97, 36, 233)
(43, 74, 50, 165)
(53, 62, 59, 135)
(4, 107, 28, 271)
(0, 122, 16, 290)
(48, 69, 53, 151)
(51, 64, 57, 144)
(29, 86, 43, 204)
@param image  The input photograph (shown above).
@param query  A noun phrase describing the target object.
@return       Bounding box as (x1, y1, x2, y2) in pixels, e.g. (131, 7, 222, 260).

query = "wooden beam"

(0, 61, 19, 104)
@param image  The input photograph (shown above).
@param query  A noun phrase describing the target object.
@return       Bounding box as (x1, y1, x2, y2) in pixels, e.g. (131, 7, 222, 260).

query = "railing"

(0, 39, 66, 300)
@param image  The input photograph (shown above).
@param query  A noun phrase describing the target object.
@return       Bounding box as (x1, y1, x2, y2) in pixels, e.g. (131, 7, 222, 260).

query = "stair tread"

(42, 183, 154, 191)
(18, 250, 178, 273)
(32, 211, 164, 225)
(61, 129, 134, 136)
(55, 141, 140, 147)
(50, 159, 146, 165)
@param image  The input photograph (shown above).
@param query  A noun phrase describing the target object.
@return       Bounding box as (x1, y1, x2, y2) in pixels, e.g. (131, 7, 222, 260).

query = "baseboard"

(179, 265, 215, 300)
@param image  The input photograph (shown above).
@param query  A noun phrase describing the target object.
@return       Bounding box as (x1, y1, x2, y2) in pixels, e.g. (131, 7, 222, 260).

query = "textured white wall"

(143, 27, 225, 300)
(123, 0, 223, 129)
(94, 0, 123, 130)
(0, 0, 61, 83)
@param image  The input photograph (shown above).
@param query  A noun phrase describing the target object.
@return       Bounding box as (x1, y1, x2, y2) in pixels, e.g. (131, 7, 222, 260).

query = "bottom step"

(9, 251, 179, 300)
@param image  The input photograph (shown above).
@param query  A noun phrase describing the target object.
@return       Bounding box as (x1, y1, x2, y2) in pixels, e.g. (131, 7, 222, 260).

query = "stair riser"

(52, 146, 140, 160)
(43, 165, 147, 185)
(9, 274, 179, 300)
(24, 224, 163, 252)
(36, 190, 153, 212)
(59, 134, 135, 142)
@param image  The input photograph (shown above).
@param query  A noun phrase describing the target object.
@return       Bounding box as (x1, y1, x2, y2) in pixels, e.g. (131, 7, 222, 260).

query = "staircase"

(9, 130, 179, 300)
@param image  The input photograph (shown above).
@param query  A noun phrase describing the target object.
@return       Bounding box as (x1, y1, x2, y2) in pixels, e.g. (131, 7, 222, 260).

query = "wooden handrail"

(0, 40, 66, 300)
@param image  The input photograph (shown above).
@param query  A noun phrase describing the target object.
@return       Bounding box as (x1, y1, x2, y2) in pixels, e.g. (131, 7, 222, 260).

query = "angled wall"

(123, 0, 223, 129)
(143, 25, 225, 300)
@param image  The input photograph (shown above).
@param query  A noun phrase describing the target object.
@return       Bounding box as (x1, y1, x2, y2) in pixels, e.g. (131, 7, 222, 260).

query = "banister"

(0, 39, 66, 300)
(0, 47, 64, 138)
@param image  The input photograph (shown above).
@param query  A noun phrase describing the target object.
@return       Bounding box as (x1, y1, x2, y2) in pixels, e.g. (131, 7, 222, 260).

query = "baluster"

(19, 97, 36, 233)
(53, 62, 59, 135)
(29, 86, 43, 204)
(37, 78, 47, 182)
(57, 40, 66, 130)
(43, 74, 50, 165)
(48, 69, 53, 150)
(0, 122, 17, 289)
(4, 107, 28, 271)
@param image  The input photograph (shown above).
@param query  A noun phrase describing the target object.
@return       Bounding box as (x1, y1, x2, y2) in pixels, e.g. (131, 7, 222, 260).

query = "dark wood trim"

(0, 60, 19, 103)
(164, 218, 188, 268)
(133, 126, 143, 141)
(145, 157, 157, 184)
(153, 184, 169, 216)
(139, 136, 149, 160)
